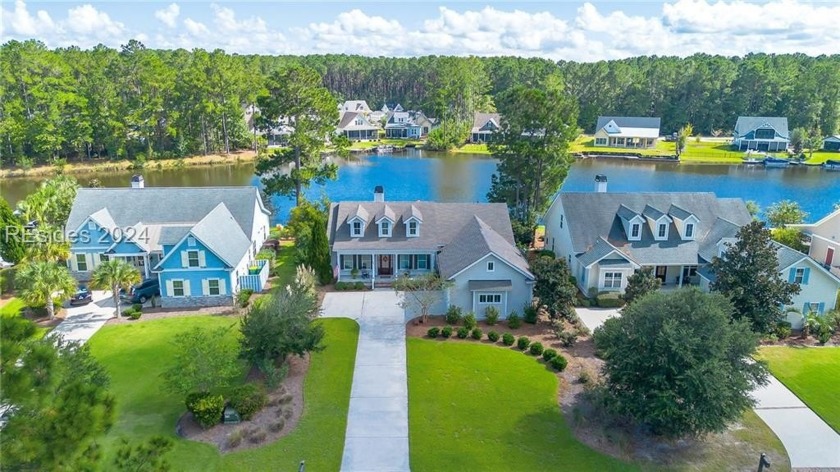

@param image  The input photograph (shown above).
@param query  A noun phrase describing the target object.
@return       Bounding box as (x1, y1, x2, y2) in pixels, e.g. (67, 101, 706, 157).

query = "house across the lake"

(327, 187, 534, 317)
(593, 116, 661, 149)
(824, 135, 840, 151)
(732, 116, 790, 152)
(470, 112, 501, 143)
(65, 176, 271, 308)
(384, 110, 436, 139)
(337, 112, 379, 141)
(340, 100, 372, 116)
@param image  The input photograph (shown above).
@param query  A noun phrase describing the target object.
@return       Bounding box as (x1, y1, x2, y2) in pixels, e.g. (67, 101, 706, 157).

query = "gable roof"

(557, 192, 751, 266)
(341, 100, 371, 113)
(472, 112, 501, 133)
(188, 203, 252, 268)
(438, 216, 533, 280)
(734, 116, 789, 137)
(596, 116, 661, 137)
(577, 237, 635, 267)
(697, 217, 743, 262)
(337, 111, 378, 131)
(825, 135, 840, 143)
(698, 241, 840, 285)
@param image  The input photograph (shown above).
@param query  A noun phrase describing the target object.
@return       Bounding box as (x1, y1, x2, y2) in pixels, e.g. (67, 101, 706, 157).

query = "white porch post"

(677, 265, 684, 287)
(144, 254, 150, 279)
(371, 253, 376, 289)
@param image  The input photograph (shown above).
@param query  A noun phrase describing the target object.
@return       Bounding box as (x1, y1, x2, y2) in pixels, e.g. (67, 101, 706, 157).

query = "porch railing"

(240, 259, 269, 292)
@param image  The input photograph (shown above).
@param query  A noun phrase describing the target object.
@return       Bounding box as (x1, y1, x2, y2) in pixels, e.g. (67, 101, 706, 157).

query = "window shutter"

(70, 254, 78, 271)
(802, 268, 810, 285)
(183, 280, 191, 297)
(219, 279, 226, 295)
(788, 268, 796, 283)
(803, 302, 810, 313)
(202, 279, 209, 296)
(818, 302, 826, 314)
(181, 251, 188, 268)
(165, 280, 174, 296)
(199, 251, 206, 268)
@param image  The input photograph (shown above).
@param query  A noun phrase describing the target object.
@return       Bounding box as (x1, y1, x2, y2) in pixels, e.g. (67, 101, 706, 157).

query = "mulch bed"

(760, 332, 840, 347)
(106, 305, 240, 325)
(176, 354, 309, 453)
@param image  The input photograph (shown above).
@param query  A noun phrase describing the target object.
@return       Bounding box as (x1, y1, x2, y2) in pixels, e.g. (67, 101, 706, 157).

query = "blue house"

(732, 116, 790, 152)
(64, 176, 271, 308)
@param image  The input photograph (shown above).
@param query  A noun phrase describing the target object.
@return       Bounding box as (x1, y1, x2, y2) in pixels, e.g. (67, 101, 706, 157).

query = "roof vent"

(131, 174, 145, 189)
(373, 185, 384, 202)
(595, 174, 607, 193)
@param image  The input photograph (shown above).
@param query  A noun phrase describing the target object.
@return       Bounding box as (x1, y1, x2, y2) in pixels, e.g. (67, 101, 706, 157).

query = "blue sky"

(2, 0, 839, 60)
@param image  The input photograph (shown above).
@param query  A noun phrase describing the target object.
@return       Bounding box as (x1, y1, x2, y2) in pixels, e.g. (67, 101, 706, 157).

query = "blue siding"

(157, 234, 229, 271)
(69, 218, 113, 252)
(108, 239, 146, 255)
(159, 269, 231, 297)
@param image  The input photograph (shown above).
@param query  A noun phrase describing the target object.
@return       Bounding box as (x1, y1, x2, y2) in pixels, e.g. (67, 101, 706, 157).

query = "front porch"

(606, 137, 656, 149)
(592, 263, 700, 293)
(335, 252, 434, 288)
(239, 258, 269, 292)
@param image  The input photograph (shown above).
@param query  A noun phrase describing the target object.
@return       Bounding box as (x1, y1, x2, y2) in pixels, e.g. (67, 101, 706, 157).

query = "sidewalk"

(322, 291, 411, 472)
(752, 375, 840, 469)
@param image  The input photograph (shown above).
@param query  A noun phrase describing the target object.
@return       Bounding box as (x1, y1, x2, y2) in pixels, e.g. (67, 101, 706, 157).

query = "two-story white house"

(327, 187, 534, 318)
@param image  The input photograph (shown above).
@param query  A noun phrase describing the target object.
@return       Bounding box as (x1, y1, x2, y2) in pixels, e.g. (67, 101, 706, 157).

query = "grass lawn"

(349, 138, 424, 150)
(802, 150, 840, 165)
(88, 316, 359, 471)
(450, 143, 492, 155)
(407, 338, 636, 471)
(0, 297, 25, 317)
(571, 136, 675, 157)
(758, 346, 840, 433)
(269, 240, 297, 286)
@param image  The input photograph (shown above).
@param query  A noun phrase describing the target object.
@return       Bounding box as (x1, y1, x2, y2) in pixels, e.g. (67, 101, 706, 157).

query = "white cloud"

(154, 3, 180, 28)
(1, 0, 839, 60)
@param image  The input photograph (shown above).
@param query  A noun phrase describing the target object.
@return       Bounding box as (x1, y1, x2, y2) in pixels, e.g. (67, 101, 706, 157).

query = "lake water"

(1, 150, 838, 223)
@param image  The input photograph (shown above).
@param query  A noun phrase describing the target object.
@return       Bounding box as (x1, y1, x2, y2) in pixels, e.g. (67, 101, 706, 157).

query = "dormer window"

(630, 224, 640, 239)
(658, 224, 667, 239)
(378, 220, 392, 238)
(407, 220, 419, 237)
(351, 220, 363, 237)
(685, 223, 694, 238)
(87, 220, 96, 231)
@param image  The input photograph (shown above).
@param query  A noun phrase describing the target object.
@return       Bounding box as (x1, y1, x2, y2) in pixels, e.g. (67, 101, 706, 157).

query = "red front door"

(826, 247, 835, 267)
(378, 255, 393, 276)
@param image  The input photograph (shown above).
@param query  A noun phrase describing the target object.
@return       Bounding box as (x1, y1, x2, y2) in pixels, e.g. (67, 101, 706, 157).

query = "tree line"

(2, 39, 838, 166)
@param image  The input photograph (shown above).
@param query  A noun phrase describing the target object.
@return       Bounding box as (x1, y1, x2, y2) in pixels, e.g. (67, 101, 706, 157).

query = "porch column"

(371, 253, 376, 289)
(677, 265, 684, 287)
(144, 254, 150, 279)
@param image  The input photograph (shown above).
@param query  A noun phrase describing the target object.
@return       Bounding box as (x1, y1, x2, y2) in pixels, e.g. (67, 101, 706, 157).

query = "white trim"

(486, 261, 495, 272)
(155, 231, 235, 270)
(582, 249, 638, 269)
(158, 267, 233, 272)
(780, 256, 840, 284)
(378, 220, 392, 238)
(446, 252, 535, 281)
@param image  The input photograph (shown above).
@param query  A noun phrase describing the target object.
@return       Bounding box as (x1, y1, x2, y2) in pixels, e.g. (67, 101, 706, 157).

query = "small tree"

(766, 200, 808, 228)
(113, 436, 174, 472)
(593, 288, 768, 437)
(308, 218, 333, 285)
(676, 123, 694, 157)
(0, 197, 26, 264)
(393, 273, 452, 323)
(15, 260, 77, 320)
(90, 259, 141, 317)
(621, 267, 661, 305)
(771, 227, 807, 253)
(710, 220, 800, 334)
(162, 326, 242, 397)
(530, 255, 576, 319)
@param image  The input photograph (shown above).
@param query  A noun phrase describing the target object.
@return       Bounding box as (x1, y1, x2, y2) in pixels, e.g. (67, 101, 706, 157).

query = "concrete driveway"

(50, 290, 115, 344)
(575, 306, 620, 332)
(322, 291, 410, 472)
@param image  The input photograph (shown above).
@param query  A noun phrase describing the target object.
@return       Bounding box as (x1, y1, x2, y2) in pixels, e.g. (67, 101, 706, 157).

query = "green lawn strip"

(270, 241, 297, 287)
(0, 297, 25, 317)
(451, 143, 492, 155)
(407, 338, 635, 471)
(758, 346, 840, 433)
(349, 138, 424, 151)
(88, 315, 358, 471)
(803, 150, 840, 165)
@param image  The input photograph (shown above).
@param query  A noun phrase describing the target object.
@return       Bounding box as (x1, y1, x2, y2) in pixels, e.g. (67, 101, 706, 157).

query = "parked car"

(120, 278, 160, 304)
(69, 285, 93, 306)
(0, 256, 13, 269)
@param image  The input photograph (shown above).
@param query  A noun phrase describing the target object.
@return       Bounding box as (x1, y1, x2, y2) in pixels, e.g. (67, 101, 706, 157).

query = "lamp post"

(757, 453, 771, 472)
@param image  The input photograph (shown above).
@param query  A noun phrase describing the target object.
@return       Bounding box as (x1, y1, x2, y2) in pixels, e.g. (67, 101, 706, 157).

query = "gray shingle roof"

(559, 192, 751, 266)
(408, 205, 423, 222)
(734, 116, 789, 138)
(596, 116, 661, 131)
(577, 237, 631, 267)
(773, 242, 806, 270)
(67, 187, 267, 240)
(338, 111, 378, 131)
(376, 205, 396, 223)
(697, 217, 742, 262)
(188, 203, 252, 268)
(642, 204, 668, 221)
(472, 113, 501, 133)
(616, 205, 640, 222)
(438, 216, 533, 280)
(668, 204, 694, 221)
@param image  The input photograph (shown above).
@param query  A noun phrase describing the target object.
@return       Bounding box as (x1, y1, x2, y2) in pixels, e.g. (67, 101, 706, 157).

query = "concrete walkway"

(50, 290, 115, 344)
(575, 306, 620, 332)
(752, 375, 840, 469)
(322, 291, 410, 472)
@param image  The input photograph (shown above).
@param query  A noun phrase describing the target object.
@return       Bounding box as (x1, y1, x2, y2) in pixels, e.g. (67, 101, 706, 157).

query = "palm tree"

(90, 259, 141, 318)
(15, 261, 77, 320)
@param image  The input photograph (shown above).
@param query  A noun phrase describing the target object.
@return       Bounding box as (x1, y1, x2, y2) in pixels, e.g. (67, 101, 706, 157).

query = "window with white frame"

(208, 279, 221, 295)
(631, 223, 640, 239)
(685, 223, 694, 238)
(351, 220, 363, 237)
(487, 261, 495, 272)
(407, 220, 418, 237)
(658, 224, 667, 238)
(172, 280, 185, 297)
(794, 268, 805, 284)
(76, 253, 88, 271)
(478, 293, 502, 304)
(807, 302, 820, 314)
(379, 220, 392, 237)
(604, 272, 622, 288)
(595, 137, 607, 146)
(341, 255, 371, 271)
(397, 254, 430, 271)
(187, 250, 200, 267)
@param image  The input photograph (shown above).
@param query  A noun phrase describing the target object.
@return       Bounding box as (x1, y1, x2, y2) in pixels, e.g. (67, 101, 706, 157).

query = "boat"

(742, 158, 762, 165)
(762, 157, 790, 168)
(824, 160, 840, 171)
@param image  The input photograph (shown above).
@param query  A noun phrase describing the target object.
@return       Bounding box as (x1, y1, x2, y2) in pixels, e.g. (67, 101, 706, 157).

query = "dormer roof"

(617, 204, 642, 222)
(405, 205, 423, 222)
(376, 205, 396, 224)
(668, 204, 696, 221)
(642, 204, 671, 222)
(349, 205, 369, 223)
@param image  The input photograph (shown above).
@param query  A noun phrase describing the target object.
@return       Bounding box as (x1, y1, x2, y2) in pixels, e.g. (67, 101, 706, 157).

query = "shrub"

(471, 327, 483, 340)
(187, 393, 225, 429)
(529, 342, 544, 356)
(441, 326, 453, 338)
(334, 281, 347, 291)
(129, 310, 142, 320)
(550, 354, 568, 371)
(463, 313, 477, 330)
(523, 305, 538, 324)
(352, 282, 365, 290)
(484, 306, 500, 325)
(457, 327, 470, 339)
(427, 327, 440, 338)
(445, 305, 462, 325)
(269, 418, 286, 432)
(543, 348, 558, 361)
(121, 307, 135, 318)
(502, 333, 515, 346)
(237, 289, 254, 308)
(487, 330, 500, 342)
(774, 321, 792, 340)
(226, 430, 244, 448)
(228, 384, 267, 421)
(507, 314, 522, 329)
(247, 428, 267, 443)
(596, 292, 625, 308)
(131, 303, 143, 312)
(579, 368, 593, 385)
(517, 336, 530, 350)
(558, 330, 578, 347)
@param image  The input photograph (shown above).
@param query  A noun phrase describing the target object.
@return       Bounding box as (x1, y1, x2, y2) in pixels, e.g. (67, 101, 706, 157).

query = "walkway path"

(322, 291, 411, 472)
(752, 376, 840, 469)
(50, 290, 115, 344)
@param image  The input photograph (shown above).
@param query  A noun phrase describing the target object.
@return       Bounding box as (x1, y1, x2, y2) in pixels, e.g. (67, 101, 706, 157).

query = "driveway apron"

(50, 291, 116, 344)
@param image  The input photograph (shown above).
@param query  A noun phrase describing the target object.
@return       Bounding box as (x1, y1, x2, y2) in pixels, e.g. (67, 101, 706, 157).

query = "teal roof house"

(64, 176, 271, 308)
